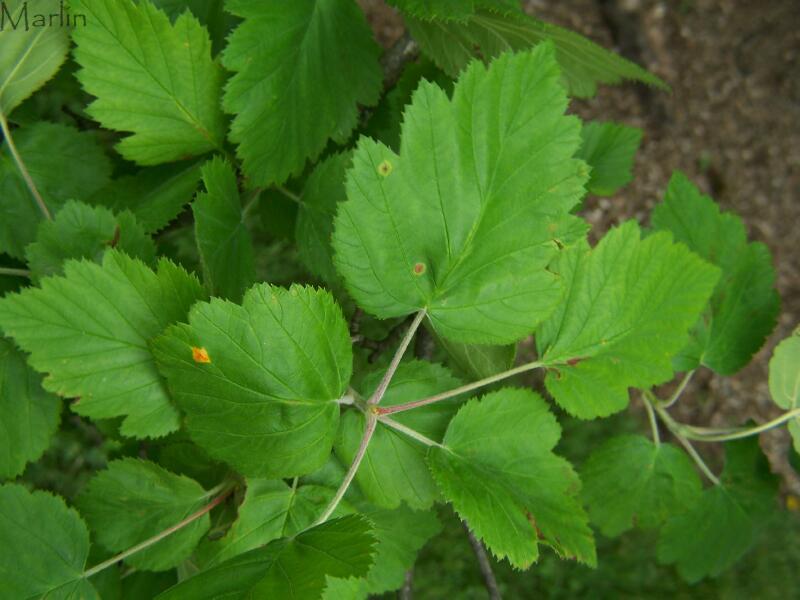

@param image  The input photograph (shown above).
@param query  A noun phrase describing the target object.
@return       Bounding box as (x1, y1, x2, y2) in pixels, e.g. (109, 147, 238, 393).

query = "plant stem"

(82, 484, 234, 579)
(314, 413, 378, 526)
(672, 433, 721, 486)
(641, 393, 661, 447)
(368, 310, 426, 406)
(648, 396, 720, 486)
(378, 415, 444, 448)
(463, 521, 502, 600)
(681, 407, 800, 442)
(0, 112, 51, 220)
(377, 359, 546, 416)
(660, 370, 695, 409)
(0, 266, 31, 278)
(277, 185, 302, 205)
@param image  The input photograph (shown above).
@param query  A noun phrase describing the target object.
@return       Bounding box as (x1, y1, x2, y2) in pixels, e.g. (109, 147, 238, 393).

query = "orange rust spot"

(413, 262, 426, 275)
(192, 346, 211, 364)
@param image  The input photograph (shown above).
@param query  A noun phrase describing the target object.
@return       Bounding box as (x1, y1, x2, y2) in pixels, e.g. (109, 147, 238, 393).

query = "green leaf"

(0, 337, 60, 479)
(151, 0, 235, 54)
(72, 0, 226, 164)
(296, 152, 351, 285)
(580, 435, 702, 537)
(157, 515, 375, 600)
(25, 200, 156, 282)
(768, 329, 800, 452)
(536, 221, 719, 418)
(333, 45, 589, 345)
(576, 121, 642, 196)
(78, 458, 213, 571)
(196, 478, 344, 568)
(194, 157, 255, 302)
(222, 0, 382, 187)
(152, 284, 352, 478)
(0, 0, 70, 116)
(657, 437, 778, 583)
(429, 325, 516, 380)
(405, 7, 667, 98)
(0, 250, 205, 438)
(651, 172, 780, 375)
(0, 484, 98, 599)
(386, 0, 482, 21)
(361, 506, 441, 595)
(336, 360, 463, 509)
(90, 161, 203, 233)
(0, 122, 112, 258)
(428, 388, 595, 568)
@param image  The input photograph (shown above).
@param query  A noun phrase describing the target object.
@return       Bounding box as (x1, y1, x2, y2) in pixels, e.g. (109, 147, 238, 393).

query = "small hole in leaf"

(413, 262, 426, 276)
(378, 160, 393, 177)
(192, 347, 211, 364)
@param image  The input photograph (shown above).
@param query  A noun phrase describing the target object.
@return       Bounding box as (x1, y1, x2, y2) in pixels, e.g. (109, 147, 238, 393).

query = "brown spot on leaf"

(413, 262, 426, 275)
(378, 159, 393, 177)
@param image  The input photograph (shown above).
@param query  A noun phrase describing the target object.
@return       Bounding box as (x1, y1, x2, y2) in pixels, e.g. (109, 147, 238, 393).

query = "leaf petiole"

(377, 414, 445, 448)
(0, 267, 31, 278)
(377, 359, 546, 416)
(82, 482, 235, 579)
(0, 112, 51, 220)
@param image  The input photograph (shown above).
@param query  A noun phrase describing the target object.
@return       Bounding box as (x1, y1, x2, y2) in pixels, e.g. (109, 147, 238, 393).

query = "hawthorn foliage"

(0, 0, 795, 598)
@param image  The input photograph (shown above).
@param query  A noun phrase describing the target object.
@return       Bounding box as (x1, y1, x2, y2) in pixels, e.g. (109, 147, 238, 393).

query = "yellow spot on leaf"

(378, 159, 393, 177)
(192, 347, 211, 364)
(787, 495, 800, 511)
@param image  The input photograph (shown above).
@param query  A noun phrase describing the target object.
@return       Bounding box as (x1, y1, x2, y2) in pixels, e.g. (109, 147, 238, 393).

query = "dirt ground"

(360, 0, 800, 489)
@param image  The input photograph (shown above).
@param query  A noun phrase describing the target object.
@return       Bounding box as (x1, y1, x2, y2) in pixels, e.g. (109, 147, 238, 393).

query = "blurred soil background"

(358, 0, 800, 597)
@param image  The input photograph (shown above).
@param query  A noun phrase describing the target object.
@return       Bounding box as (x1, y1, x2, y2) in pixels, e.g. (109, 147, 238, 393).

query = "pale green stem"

(378, 415, 444, 448)
(277, 185, 302, 204)
(368, 310, 426, 406)
(82, 484, 234, 579)
(377, 359, 546, 416)
(641, 393, 661, 447)
(659, 370, 695, 409)
(0, 112, 51, 220)
(314, 413, 378, 526)
(673, 433, 721, 486)
(681, 407, 800, 442)
(0, 267, 30, 278)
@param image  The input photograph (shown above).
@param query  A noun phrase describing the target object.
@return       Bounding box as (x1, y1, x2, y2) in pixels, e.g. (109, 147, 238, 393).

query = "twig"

(380, 31, 420, 90)
(463, 521, 502, 600)
(0, 112, 51, 220)
(82, 484, 234, 579)
(377, 360, 546, 416)
(400, 568, 414, 600)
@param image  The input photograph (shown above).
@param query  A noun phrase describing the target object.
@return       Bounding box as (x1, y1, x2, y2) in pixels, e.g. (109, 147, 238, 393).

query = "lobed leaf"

(0, 250, 205, 438)
(152, 284, 352, 478)
(333, 45, 589, 345)
(25, 200, 156, 281)
(0, 0, 70, 116)
(0, 484, 98, 598)
(72, 0, 226, 164)
(157, 515, 375, 600)
(0, 337, 60, 479)
(768, 329, 800, 452)
(657, 437, 778, 582)
(576, 121, 642, 196)
(651, 172, 780, 375)
(222, 0, 382, 187)
(428, 388, 595, 568)
(536, 221, 719, 418)
(405, 5, 667, 98)
(78, 458, 213, 571)
(193, 157, 255, 302)
(580, 435, 702, 537)
(0, 122, 112, 258)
